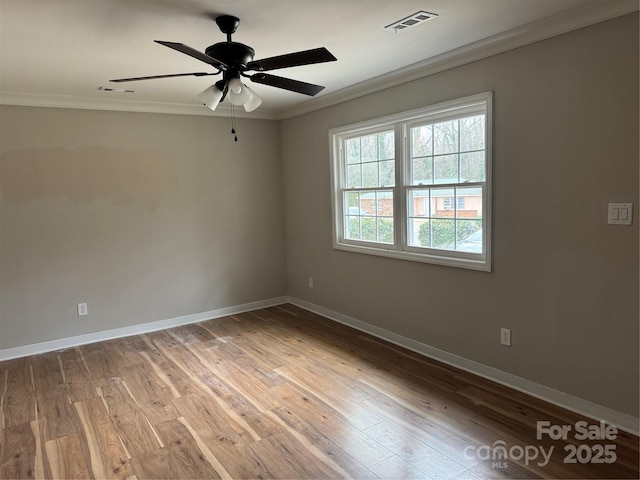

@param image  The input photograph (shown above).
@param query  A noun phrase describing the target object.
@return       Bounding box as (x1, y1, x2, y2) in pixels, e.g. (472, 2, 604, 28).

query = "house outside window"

(443, 197, 465, 211)
(330, 92, 492, 271)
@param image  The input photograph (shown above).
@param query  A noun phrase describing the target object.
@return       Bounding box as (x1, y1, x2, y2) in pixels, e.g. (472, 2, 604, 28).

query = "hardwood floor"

(1, 304, 638, 479)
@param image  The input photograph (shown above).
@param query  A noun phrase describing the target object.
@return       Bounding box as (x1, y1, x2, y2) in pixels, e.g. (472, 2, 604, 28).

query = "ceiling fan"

(110, 15, 337, 112)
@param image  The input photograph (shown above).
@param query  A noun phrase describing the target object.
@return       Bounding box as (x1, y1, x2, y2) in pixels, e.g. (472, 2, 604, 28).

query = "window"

(330, 92, 492, 271)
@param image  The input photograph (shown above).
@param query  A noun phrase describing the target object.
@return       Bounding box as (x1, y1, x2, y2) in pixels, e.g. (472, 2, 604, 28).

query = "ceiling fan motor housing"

(205, 42, 255, 70)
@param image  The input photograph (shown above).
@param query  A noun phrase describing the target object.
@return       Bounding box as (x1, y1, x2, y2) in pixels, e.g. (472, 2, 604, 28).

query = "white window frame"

(329, 92, 492, 272)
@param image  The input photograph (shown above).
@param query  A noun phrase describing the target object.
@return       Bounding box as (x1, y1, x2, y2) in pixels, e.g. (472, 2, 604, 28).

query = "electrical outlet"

(77, 302, 88, 316)
(308, 277, 314, 288)
(500, 327, 511, 347)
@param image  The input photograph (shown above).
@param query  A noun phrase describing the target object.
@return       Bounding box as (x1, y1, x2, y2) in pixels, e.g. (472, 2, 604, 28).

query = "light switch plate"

(608, 203, 633, 225)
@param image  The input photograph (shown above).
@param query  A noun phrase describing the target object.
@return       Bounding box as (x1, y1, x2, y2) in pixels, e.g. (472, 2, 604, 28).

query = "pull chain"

(231, 104, 238, 142)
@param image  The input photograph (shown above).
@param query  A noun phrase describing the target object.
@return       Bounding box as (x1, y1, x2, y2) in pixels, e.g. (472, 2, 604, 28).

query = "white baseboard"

(0, 296, 288, 361)
(289, 297, 640, 436)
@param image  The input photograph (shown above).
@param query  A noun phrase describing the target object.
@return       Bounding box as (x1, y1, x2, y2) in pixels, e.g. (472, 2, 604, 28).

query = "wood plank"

(102, 336, 152, 373)
(0, 422, 36, 479)
(363, 420, 471, 479)
(249, 435, 312, 479)
(79, 343, 120, 380)
(268, 404, 378, 479)
(153, 417, 222, 479)
(29, 420, 44, 479)
(266, 382, 394, 468)
(187, 340, 284, 412)
(172, 394, 267, 479)
(369, 454, 435, 480)
(31, 352, 64, 393)
(174, 417, 233, 479)
(44, 434, 92, 479)
(138, 349, 195, 398)
(35, 385, 77, 442)
(0, 361, 6, 418)
(274, 363, 383, 430)
(199, 317, 289, 369)
(159, 344, 264, 440)
(74, 397, 131, 479)
(2, 358, 36, 428)
(58, 348, 98, 403)
(114, 362, 180, 425)
(131, 418, 223, 480)
(165, 323, 216, 345)
(98, 378, 162, 457)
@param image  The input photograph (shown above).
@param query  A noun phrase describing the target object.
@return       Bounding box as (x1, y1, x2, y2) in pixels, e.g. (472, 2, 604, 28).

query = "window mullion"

(394, 122, 405, 251)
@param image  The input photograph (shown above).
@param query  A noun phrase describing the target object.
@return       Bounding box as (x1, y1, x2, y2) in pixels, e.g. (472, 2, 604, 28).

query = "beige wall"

(0, 107, 286, 348)
(280, 13, 639, 416)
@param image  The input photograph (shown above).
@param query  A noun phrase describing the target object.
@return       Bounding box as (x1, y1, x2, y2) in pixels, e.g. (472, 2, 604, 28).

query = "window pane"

(378, 131, 395, 160)
(431, 219, 456, 249)
(459, 115, 485, 152)
(412, 156, 432, 185)
(346, 216, 360, 240)
(362, 162, 378, 188)
(376, 190, 394, 216)
(378, 218, 394, 244)
(345, 191, 360, 213)
(361, 135, 377, 162)
(347, 164, 361, 188)
(434, 119, 458, 155)
(409, 218, 430, 247)
(431, 188, 455, 218)
(380, 160, 395, 186)
(343, 190, 394, 244)
(456, 186, 482, 219)
(346, 138, 361, 164)
(409, 189, 430, 217)
(434, 155, 458, 184)
(361, 217, 377, 241)
(456, 220, 483, 253)
(460, 151, 485, 182)
(345, 131, 395, 188)
(356, 192, 373, 215)
(412, 125, 433, 157)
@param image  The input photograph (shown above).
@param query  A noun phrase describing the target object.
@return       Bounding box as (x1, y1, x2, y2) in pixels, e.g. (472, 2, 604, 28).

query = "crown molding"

(0, 92, 279, 119)
(277, 0, 639, 120)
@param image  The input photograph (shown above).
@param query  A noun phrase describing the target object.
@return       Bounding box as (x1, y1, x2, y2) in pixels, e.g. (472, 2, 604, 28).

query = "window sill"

(334, 241, 491, 272)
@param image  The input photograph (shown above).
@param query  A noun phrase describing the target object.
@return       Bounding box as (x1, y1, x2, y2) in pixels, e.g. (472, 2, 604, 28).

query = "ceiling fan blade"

(250, 73, 325, 96)
(155, 40, 228, 70)
(247, 47, 336, 71)
(110, 72, 217, 83)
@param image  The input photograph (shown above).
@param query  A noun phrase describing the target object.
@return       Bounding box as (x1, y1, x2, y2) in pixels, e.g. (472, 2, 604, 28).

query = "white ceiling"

(0, 0, 636, 119)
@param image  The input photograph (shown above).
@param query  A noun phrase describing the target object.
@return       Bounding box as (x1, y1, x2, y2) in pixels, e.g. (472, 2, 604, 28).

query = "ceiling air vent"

(98, 86, 135, 93)
(385, 11, 438, 32)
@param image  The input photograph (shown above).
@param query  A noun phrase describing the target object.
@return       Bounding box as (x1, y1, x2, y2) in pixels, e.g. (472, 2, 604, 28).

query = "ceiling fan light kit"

(242, 87, 262, 112)
(110, 14, 336, 116)
(197, 82, 225, 111)
(227, 78, 252, 105)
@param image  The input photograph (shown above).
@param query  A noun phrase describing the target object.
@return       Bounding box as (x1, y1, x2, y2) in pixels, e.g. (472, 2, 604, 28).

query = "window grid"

(406, 113, 485, 254)
(342, 131, 395, 245)
(330, 92, 492, 271)
(406, 185, 483, 252)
